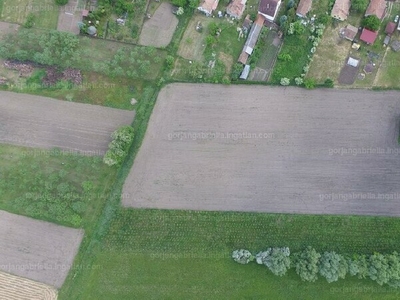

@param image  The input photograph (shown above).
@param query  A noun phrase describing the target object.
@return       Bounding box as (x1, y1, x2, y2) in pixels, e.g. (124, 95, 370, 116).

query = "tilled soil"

(122, 83, 400, 216)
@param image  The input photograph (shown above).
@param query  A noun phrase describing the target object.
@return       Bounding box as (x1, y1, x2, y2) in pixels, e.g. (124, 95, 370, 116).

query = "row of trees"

(103, 126, 134, 166)
(232, 247, 400, 287)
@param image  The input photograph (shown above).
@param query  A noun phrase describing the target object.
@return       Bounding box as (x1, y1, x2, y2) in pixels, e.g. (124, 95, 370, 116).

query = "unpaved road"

(0, 210, 83, 288)
(123, 83, 400, 216)
(0, 91, 135, 154)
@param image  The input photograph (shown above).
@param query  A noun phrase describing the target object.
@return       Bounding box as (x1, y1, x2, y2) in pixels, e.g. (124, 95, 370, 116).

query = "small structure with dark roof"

(340, 24, 358, 41)
(258, 0, 281, 22)
(296, 0, 312, 18)
(360, 28, 378, 44)
(391, 40, 400, 52)
(385, 22, 396, 35)
(363, 63, 374, 74)
(242, 14, 252, 34)
(383, 35, 391, 46)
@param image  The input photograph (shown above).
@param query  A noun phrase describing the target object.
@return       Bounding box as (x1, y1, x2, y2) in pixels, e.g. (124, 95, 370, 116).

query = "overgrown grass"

(271, 33, 311, 83)
(0, 0, 58, 29)
(0, 144, 117, 228)
(60, 209, 400, 299)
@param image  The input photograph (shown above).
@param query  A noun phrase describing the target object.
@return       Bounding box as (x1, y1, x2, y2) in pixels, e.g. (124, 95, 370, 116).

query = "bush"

(280, 78, 290, 86)
(319, 252, 348, 283)
(55, 0, 68, 5)
(256, 247, 291, 276)
(231, 63, 243, 81)
(323, 78, 334, 88)
(103, 126, 134, 166)
(304, 78, 315, 89)
(23, 13, 35, 28)
(362, 15, 380, 31)
(232, 249, 254, 264)
(294, 247, 321, 282)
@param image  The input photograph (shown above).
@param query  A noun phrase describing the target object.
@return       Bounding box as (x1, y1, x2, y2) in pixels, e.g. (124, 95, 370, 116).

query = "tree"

(348, 255, 369, 279)
(386, 252, 400, 287)
(231, 63, 243, 81)
(362, 15, 380, 31)
(103, 126, 134, 166)
(369, 253, 389, 285)
(172, 0, 188, 7)
(232, 249, 254, 264)
(319, 251, 348, 283)
(351, 0, 369, 13)
(256, 247, 291, 276)
(294, 247, 321, 282)
(189, 0, 200, 9)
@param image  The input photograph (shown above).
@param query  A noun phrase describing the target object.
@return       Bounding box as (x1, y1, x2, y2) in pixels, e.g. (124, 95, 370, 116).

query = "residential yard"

(375, 47, 400, 87)
(0, 0, 59, 29)
(60, 209, 400, 299)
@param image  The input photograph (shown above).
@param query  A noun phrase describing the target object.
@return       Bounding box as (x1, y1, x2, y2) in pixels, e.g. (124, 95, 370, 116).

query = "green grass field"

(59, 209, 400, 299)
(0, 144, 117, 228)
(0, 0, 59, 29)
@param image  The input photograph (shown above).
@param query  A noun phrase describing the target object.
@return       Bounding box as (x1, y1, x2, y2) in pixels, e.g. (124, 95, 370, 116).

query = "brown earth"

(0, 210, 83, 288)
(139, 2, 178, 48)
(0, 271, 58, 300)
(0, 91, 135, 155)
(122, 83, 400, 216)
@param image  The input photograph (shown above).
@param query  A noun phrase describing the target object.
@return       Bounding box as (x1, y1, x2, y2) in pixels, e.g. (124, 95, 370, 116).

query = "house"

(258, 0, 281, 22)
(198, 0, 220, 16)
(226, 0, 247, 19)
(365, 0, 386, 20)
(331, 0, 351, 21)
(240, 65, 251, 79)
(360, 28, 378, 44)
(296, 0, 312, 18)
(237, 16, 263, 64)
(385, 22, 396, 35)
(340, 24, 358, 41)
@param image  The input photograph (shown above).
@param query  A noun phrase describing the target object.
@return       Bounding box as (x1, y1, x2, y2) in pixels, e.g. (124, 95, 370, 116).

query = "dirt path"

(123, 83, 400, 217)
(0, 91, 135, 154)
(0, 210, 83, 288)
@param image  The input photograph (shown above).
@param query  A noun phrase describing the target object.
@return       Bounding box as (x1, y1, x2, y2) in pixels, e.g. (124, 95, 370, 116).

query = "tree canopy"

(362, 15, 381, 31)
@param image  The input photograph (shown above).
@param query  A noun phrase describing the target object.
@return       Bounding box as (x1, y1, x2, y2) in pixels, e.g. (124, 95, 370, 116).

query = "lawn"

(59, 209, 400, 299)
(0, 144, 117, 229)
(0, 0, 59, 29)
(374, 48, 400, 87)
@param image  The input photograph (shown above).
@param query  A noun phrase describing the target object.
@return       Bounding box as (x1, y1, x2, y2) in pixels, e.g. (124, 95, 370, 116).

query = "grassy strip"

(61, 209, 400, 299)
(58, 84, 160, 299)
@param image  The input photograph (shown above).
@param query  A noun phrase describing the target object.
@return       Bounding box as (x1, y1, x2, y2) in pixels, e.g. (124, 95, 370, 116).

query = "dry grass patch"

(177, 14, 211, 61)
(0, 271, 58, 300)
(307, 25, 352, 83)
(219, 52, 233, 75)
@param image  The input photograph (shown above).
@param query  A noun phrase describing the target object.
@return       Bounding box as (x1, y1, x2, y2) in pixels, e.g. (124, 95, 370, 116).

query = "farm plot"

(0, 91, 135, 154)
(0, 210, 83, 288)
(57, 0, 82, 34)
(123, 83, 400, 216)
(0, 271, 58, 300)
(139, 2, 178, 48)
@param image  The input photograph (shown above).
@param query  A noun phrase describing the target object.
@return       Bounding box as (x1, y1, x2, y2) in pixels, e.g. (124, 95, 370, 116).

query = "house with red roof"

(365, 0, 386, 20)
(385, 22, 396, 35)
(360, 28, 378, 44)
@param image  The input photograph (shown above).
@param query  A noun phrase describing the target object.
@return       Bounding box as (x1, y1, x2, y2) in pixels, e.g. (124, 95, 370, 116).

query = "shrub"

(55, 0, 68, 5)
(232, 249, 254, 264)
(324, 78, 334, 87)
(295, 77, 303, 85)
(23, 13, 35, 28)
(304, 78, 316, 89)
(280, 77, 290, 86)
(362, 15, 380, 31)
(256, 247, 291, 276)
(278, 53, 292, 62)
(319, 251, 348, 283)
(294, 247, 321, 282)
(103, 126, 134, 166)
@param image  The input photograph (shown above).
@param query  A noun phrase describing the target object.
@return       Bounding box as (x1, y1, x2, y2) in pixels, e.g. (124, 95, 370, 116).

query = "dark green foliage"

(349, 254, 369, 279)
(208, 22, 219, 36)
(278, 53, 292, 62)
(319, 251, 348, 283)
(172, 0, 188, 7)
(304, 78, 316, 89)
(369, 253, 389, 285)
(55, 0, 68, 5)
(165, 55, 175, 70)
(351, 0, 369, 12)
(114, 0, 134, 14)
(231, 63, 244, 81)
(23, 13, 35, 28)
(323, 78, 334, 87)
(362, 15, 381, 31)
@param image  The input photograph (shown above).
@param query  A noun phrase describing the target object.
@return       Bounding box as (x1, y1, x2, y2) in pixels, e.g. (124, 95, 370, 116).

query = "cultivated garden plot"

(0, 91, 135, 154)
(123, 83, 400, 216)
(0, 210, 83, 288)
(0, 271, 58, 300)
(138, 2, 178, 48)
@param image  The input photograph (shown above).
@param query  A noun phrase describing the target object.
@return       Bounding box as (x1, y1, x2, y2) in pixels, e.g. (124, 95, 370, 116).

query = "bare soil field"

(139, 2, 178, 48)
(123, 83, 400, 216)
(0, 210, 83, 288)
(0, 271, 58, 300)
(338, 62, 359, 85)
(0, 91, 135, 154)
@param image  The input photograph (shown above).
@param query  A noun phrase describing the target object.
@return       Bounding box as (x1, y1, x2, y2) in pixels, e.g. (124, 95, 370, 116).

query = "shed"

(347, 57, 360, 67)
(383, 35, 391, 46)
(364, 63, 374, 74)
(341, 24, 358, 41)
(239, 65, 250, 79)
(385, 22, 396, 35)
(391, 40, 400, 52)
(360, 28, 378, 44)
